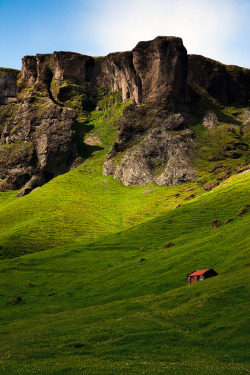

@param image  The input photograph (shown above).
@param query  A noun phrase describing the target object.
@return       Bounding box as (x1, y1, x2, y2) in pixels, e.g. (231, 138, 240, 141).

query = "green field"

(0, 166, 249, 374)
(0, 98, 249, 374)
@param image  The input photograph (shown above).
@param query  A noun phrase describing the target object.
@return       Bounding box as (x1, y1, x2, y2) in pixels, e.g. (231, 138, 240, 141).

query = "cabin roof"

(188, 269, 210, 276)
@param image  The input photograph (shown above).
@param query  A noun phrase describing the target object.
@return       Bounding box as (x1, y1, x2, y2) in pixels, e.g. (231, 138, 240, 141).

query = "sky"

(0, 0, 249, 70)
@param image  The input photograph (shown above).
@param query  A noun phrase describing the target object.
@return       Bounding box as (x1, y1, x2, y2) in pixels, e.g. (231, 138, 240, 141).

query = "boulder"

(202, 111, 219, 130)
(11, 296, 22, 304)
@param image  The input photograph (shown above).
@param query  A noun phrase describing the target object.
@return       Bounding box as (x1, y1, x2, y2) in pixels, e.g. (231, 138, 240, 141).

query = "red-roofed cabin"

(187, 269, 218, 284)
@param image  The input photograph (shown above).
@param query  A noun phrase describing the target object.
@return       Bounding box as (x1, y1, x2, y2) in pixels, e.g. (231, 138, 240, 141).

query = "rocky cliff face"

(100, 37, 189, 111)
(103, 103, 197, 186)
(0, 68, 19, 105)
(188, 55, 250, 106)
(17, 37, 189, 111)
(16, 42, 250, 110)
(0, 36, 249, 194)
(101, 42, 249, 187)
(0, 90, 77, 195)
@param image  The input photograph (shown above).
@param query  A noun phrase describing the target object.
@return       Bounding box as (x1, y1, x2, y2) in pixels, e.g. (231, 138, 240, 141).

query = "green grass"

(0, 270, 249, 374)
(0, 171, 249, 374)
(0, 159, 205, 258)
(0, 90, 249, 373)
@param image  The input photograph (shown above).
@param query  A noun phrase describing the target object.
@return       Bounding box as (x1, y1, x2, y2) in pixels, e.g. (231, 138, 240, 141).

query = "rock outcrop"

(9, 42, 250, 112)
(0, 68, 19, 104)
(103, 104, 197, 186)
(101, 41, 249, 187)
(0, 90, 77, 195)
(202, 110, 219, 130)
(17, 37, 189, 112)
(188, 55, 250, 106)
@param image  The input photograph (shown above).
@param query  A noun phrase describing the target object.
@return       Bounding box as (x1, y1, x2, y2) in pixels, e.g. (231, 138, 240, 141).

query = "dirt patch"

(203, 182, 218, 191)
(11, 296, 22, 304)
(73, 343, 84, 348)
(163, 242, 175, 248)
(212, 219, 222, 229)
(138, 258, 146, 262)
(236, 208, 247, 216)
(84, 135, 103, 146)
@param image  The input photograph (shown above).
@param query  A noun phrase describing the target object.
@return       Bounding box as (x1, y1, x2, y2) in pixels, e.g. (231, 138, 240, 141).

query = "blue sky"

(0, 0, 249, 70)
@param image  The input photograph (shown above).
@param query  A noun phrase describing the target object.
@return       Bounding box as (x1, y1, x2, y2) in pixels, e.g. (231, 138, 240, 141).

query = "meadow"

(0, 169, 249, 374)
(0, 98, 249, 374)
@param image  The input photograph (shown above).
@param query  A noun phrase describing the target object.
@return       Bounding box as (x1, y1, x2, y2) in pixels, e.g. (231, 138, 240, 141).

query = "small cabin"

(187, 269, 218, 285)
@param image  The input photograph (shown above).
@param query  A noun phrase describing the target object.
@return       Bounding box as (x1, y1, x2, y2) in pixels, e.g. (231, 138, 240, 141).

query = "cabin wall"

(204, 270, 218, 279)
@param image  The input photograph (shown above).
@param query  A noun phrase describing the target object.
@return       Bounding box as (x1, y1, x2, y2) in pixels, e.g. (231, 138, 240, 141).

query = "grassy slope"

(0, 159, 206, 258)
(0, 171, 249, 374)
(1, 99, 249, 259)
(0, 101, 208, 259)
(0, 95, 249, 373)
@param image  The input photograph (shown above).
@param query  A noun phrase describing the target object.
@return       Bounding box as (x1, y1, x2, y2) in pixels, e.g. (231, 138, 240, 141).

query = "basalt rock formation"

(188, 55, 250, 106)
(0, 68, 19, 105)
(103, 104, 197, 186)
(0, 36, 249, 194)
(0, 91, 77, 195)
(17, 37, 189, 111)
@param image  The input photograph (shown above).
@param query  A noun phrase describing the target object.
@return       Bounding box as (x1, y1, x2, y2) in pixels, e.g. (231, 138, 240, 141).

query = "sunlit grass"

(0, 172, 249, 374)
(0, 94, 249, 373)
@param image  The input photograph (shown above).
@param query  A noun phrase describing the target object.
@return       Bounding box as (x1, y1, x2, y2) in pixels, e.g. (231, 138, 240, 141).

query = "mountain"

(0, 37, 249, 374)
(0, 36, 249, 196)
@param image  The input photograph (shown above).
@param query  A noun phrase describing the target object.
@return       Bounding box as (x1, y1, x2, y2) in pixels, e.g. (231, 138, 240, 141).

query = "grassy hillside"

(0, 158, 207, 259)
(0, 171, 249, 374)
(0, 97, 209, 259)
(0, 90, 249, 373)
(1, 97, 249, 259)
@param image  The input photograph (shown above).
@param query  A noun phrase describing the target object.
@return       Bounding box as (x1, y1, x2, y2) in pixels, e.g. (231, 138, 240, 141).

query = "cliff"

(188, 54, 250, 106)
(0, 68, 19, 105)
(0, 36, 249, 194)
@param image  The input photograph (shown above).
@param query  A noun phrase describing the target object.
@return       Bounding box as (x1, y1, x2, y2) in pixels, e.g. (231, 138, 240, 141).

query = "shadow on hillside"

(74, 120, 104, 160)
(75, 121, 95, 134)
(80, 143, 104, 160)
